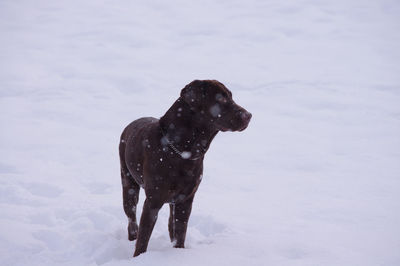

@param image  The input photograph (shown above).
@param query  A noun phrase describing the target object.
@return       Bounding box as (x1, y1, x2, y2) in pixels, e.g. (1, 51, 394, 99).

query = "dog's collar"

(160, 127, 201, 161)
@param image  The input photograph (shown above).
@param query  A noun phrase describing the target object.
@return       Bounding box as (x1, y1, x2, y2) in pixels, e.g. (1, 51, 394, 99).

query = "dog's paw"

(173, 243, 185, 248)
(128, 222, 138, 241)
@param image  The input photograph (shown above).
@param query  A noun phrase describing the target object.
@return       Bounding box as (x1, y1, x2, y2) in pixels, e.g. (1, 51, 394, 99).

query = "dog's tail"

(119, 131, 128, 176)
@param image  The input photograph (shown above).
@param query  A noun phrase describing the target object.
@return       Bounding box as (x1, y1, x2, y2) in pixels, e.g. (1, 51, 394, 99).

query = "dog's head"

(180, 80, 252, 132)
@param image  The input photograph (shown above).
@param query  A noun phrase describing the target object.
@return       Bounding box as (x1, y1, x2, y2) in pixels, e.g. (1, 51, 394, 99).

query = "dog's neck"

(159, 97, 218, 160)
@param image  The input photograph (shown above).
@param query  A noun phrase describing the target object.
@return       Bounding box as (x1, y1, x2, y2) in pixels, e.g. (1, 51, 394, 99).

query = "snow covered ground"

(1, 0, 400, 265)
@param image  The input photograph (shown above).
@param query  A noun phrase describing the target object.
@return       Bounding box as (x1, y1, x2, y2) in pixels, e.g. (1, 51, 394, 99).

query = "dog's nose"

(240, 111, 252, 122)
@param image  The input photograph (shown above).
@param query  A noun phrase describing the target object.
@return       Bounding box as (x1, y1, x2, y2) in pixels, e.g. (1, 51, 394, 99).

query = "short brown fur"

(119, 80, 251, 256)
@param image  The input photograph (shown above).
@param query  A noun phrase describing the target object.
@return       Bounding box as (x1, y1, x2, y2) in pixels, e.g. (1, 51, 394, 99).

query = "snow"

(180, 152, 192, 160)
(1, 0, 400, 265)
(210, 104, 222, 118)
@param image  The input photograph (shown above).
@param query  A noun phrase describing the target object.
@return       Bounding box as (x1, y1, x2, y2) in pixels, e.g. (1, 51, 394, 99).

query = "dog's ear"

(180, 80, 206, 109)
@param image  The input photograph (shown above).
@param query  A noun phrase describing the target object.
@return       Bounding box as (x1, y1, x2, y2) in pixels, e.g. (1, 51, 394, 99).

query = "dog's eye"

(215, 94, 227, 104)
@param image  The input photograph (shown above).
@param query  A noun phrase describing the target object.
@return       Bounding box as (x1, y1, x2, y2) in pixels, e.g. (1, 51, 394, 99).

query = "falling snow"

(181, 151, 192, 159)
(1, 1, 399, 266)
(209, 104, 221, 118)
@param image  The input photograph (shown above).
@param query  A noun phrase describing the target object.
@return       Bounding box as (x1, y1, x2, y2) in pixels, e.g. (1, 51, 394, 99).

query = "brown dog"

(119, 80, 251, 256)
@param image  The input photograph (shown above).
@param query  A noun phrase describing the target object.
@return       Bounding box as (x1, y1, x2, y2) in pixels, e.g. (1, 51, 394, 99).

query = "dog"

(119, 80, 252, 256)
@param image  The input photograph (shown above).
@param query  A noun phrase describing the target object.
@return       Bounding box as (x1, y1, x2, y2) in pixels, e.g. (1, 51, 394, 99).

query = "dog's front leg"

(169, 196, 194, 248)
(133, 198, 162, 257)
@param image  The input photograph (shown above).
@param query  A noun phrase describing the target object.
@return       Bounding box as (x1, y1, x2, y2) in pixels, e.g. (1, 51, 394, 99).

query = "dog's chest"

(167, 173, 202, 203)
(154, 160, 203, 202)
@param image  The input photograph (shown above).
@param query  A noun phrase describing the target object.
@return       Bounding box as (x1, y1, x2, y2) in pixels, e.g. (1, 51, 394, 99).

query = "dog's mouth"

(216, 111, 252, 132)
(238, 123, 249, 132)
(218, 126, 230, 132)
(219, 122, 249, 132)
(231, 116, 252, 132)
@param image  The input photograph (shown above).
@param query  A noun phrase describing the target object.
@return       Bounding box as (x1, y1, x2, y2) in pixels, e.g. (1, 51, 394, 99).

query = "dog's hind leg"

(120, 143, 140, 241)
(122, 172, 140, 241)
